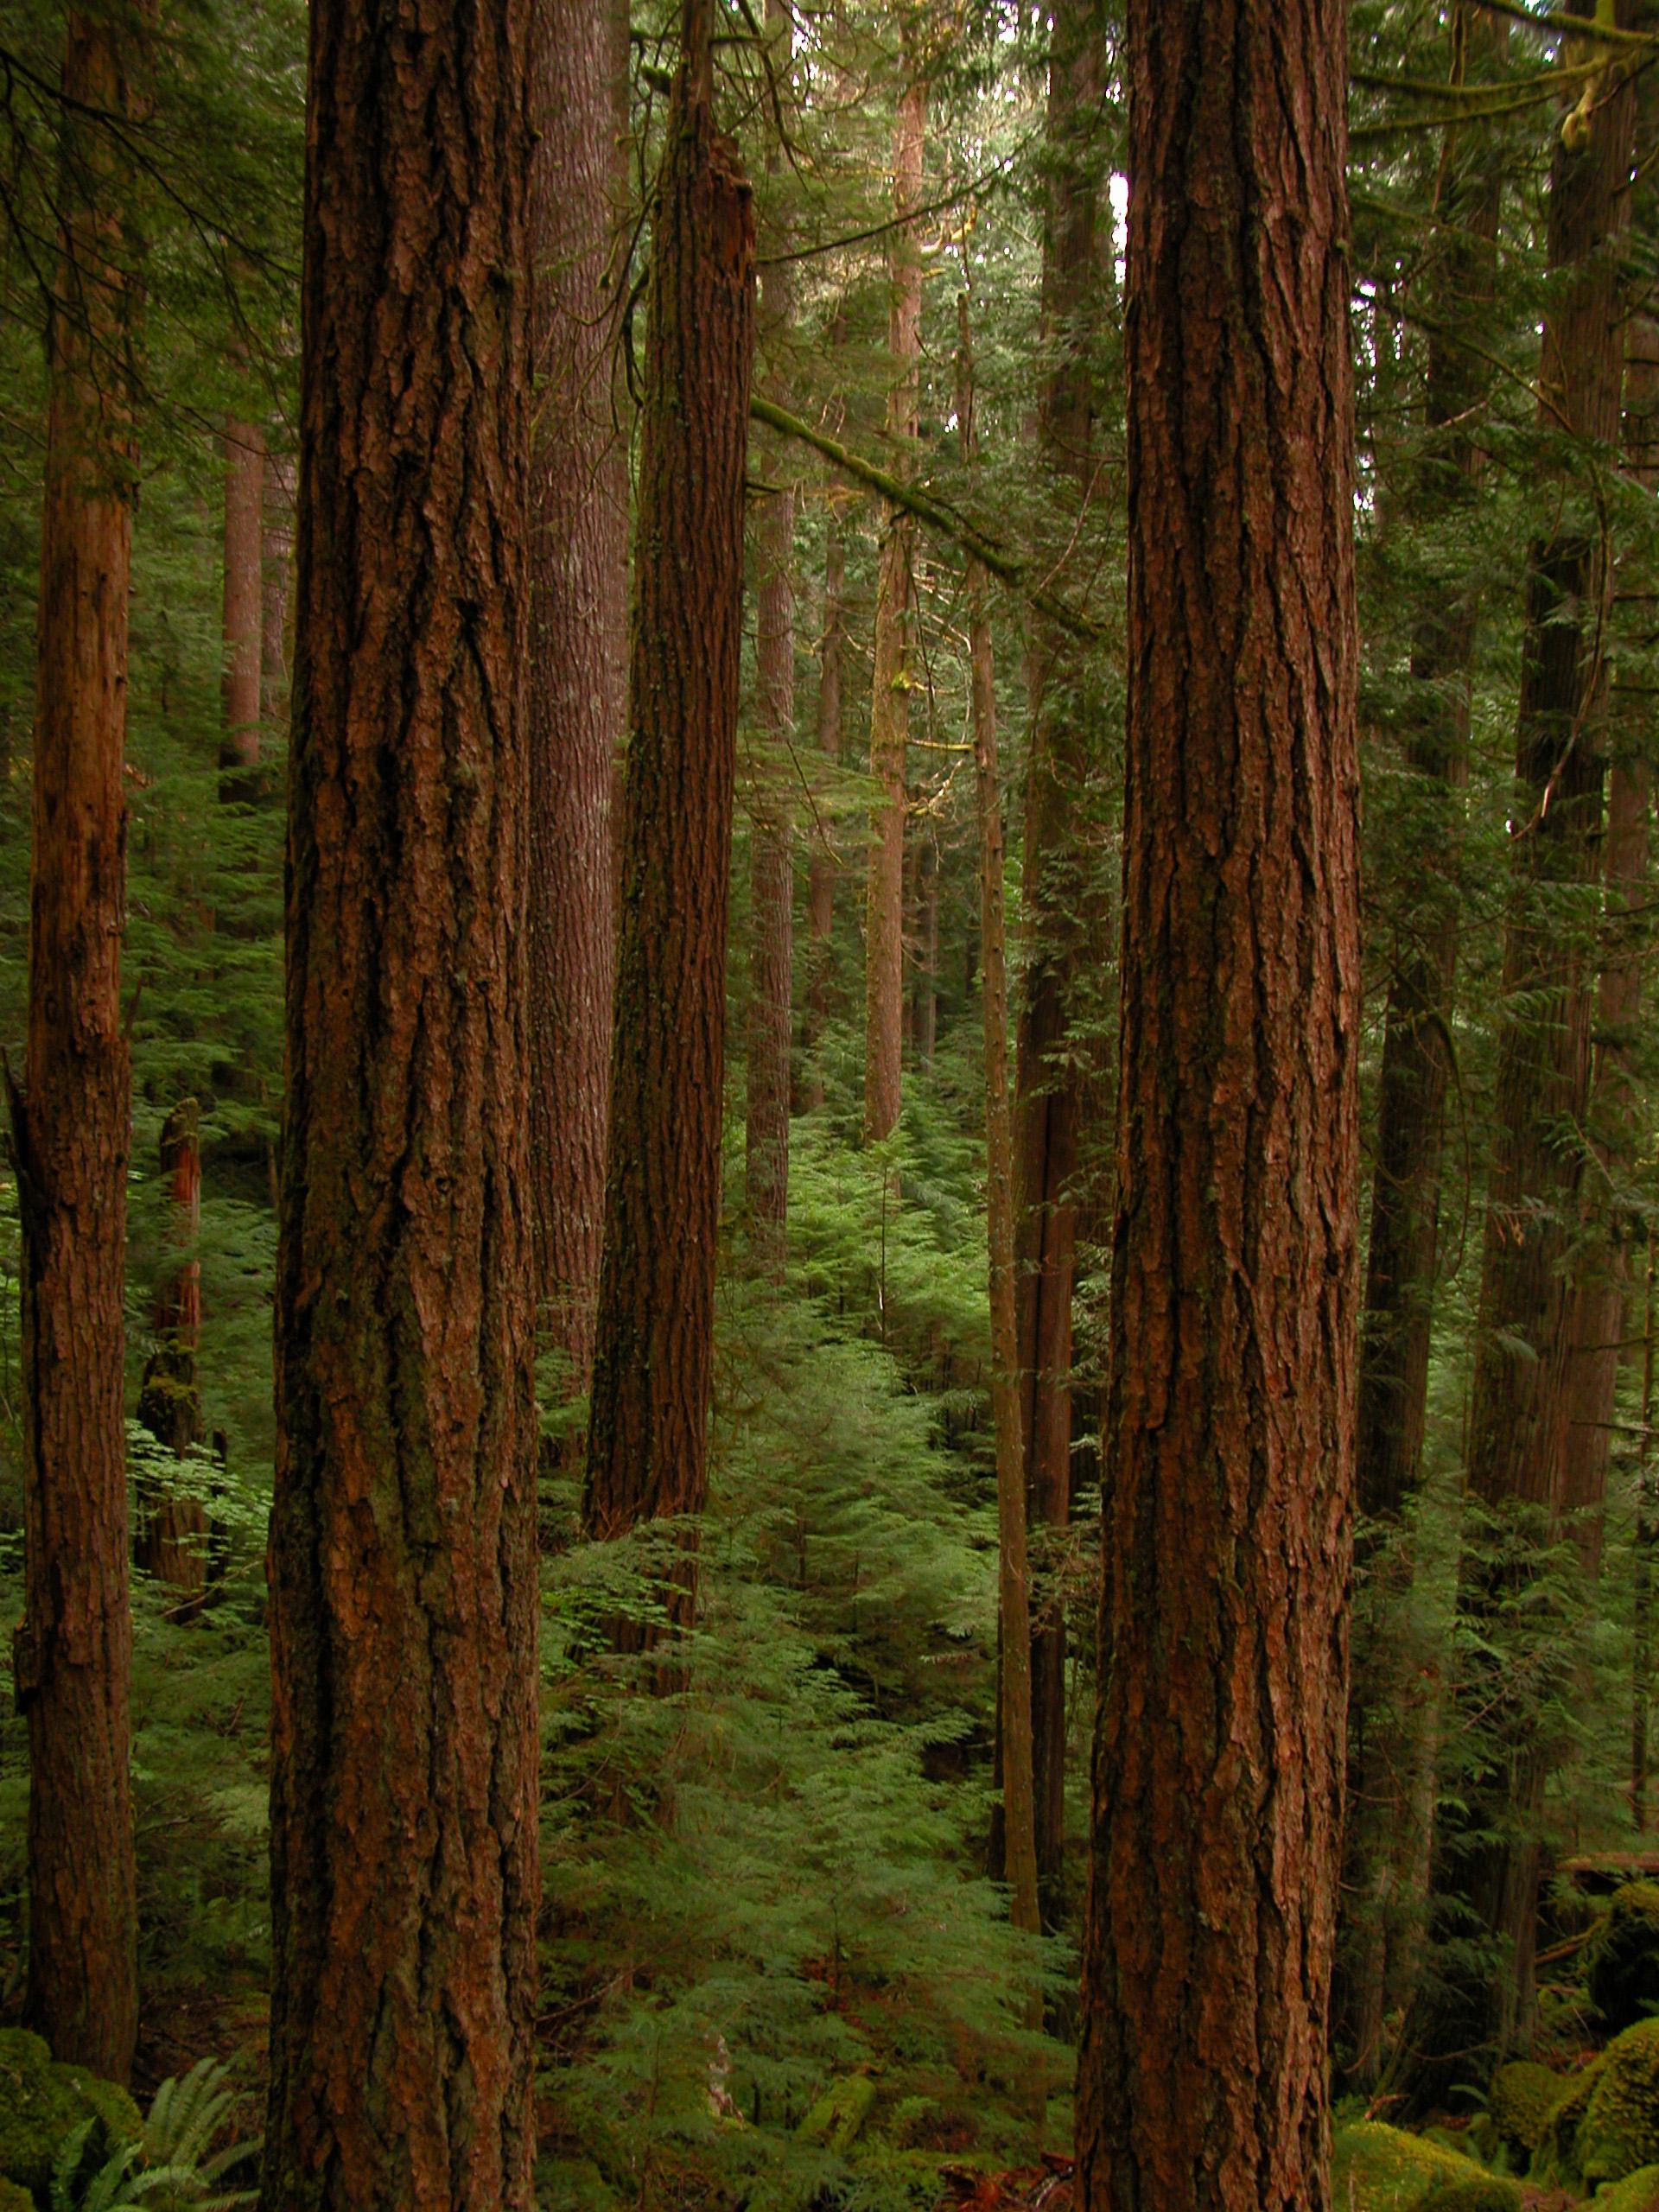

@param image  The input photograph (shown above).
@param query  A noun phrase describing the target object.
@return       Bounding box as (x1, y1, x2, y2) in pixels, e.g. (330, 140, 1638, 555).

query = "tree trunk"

(262, 0, 539, 2198)
(219, 415, 264, 798)
(1075, 2, 1359, 2203)
(584, 13, 756, 1582)
(8, 0, 145, 2086)
(862, 68, 924, 1144)
(802, 495, 845, 1111)
(134, 1099, 208, 1615)
(1338, 2, 1504, 2088)
(1418, 14, 1637, 2086)
(745, 0, 796, 1283)
(1014, 0, 1112, 1924)
(961, 293, 1040, 1944)
(1637, 1244, 1656, 1831)
(527, 0, 630, 1395)
(260, 445, 294, 741)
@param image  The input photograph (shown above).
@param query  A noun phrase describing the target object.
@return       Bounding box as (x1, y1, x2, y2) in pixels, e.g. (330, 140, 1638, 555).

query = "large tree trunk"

(1337, 3, 1504, 2088)
(1417, 14, 1637, 2087)
(584, 5, 756, 1582)
(1075, 2, 1359, 2204)
(527, 0, 630, 1395)
(961, 293, 1039, 1944)
(9, 1, 145, 2086)
(1014, 0, 1112, 1924)
(745, 0, 796, 1283)
(134, 1100, 208, 1616)
(262, 0, 540, 2198)
(801, 495, 845, 1112)
(861, 68, 924, 1144)
(219, 416, 264, 798)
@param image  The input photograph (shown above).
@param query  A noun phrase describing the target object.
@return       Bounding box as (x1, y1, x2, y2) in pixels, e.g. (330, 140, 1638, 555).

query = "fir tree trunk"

(527, 0, 629, 1392)
(135, 1099, 207, 1615)
(584, 11, 756, 1573)
(219, 415, 264, 797)
(745, 7, 796, 1282)
(10, 0, 146, 2086)
(1014, 0, 1111, 1923)
(1075, 1, 1360, 2202)
(1636, 1245, 1656, 1831)
(802, 499, 845, 1111)
(263, 0, 540, 2198)
(1338, 2, 1504, 2088)
(260, 446, 294, 736)
(1419, 15, 1637, 2084)
(862, 69, 924, 1143)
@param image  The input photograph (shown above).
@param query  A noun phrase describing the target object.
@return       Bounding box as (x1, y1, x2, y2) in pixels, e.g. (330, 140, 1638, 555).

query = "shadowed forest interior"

(8, 2, 1659, 2209)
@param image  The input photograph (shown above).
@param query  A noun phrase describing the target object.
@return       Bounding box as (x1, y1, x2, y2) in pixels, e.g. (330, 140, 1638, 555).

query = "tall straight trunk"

(584, 9, 756, 1566)
(260, 446, 294, 740)
(219, 416, 264, 796)
(802, 497, 845, 1110)
(1636, 1245, 1657, 1830)
(912, 835, 938, 1066)
(135, 1099, 208, 1612)
(1420, 11, 1637, 2086)
(961, 294, 1039, 1942)
(862, 68, 925, 1143)
(1014, 0, 1111, 1923)
(263, 0, 539, 2198)
(745, 0, 796, 1282)
(8, 1, 145, 2085)
(1076, 1, 1359, 2204)
(1338, 2, 1504, 2088)
(527, 0, 630, 1392)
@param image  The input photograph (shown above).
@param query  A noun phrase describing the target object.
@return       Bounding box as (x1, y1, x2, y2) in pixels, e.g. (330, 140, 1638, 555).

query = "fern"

(48, 2063, 257, 2212)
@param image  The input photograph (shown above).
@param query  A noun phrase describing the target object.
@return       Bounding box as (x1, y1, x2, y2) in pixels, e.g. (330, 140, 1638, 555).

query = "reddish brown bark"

(801, 497, 845, 1111)
(527, 0, 629, 1391)
(1075, 0, 1359, 2203)
(8, 1, 144, 2085)
(1014, 0, 1112, 1925)
(263, 0, 539, 2200)
(963, 295, 1039, 1942)
(1419, 15, 1639, 2085)
(862, 69, 924, 1144)
(584, 18, 755, 1567)
(219, 416, 264, 796)
(134, 1100, 208, 1612)
(1338, 3, 1505, 2088)
(745, 5, 796, 1283)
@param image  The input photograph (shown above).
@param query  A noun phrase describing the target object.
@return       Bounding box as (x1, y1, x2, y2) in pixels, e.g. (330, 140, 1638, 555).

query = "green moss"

(1333, 2120, 1513, 2212)
(1535, 2054, 1608, 2186)
(1596, 2166, 1659, 2211)
(1580, 2020, 1659, 2186)
(1590, 1884, 1659, 2034)
(800, 2074, 878, 2155)
(1486, 2059, 1561, 2159)
(0, 2183, 34, 2212)
(0, 2031, 143, 2204)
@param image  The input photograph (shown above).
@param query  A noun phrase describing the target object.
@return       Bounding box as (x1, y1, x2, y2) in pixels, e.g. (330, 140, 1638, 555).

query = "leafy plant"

(49, 2063, 258, 2212)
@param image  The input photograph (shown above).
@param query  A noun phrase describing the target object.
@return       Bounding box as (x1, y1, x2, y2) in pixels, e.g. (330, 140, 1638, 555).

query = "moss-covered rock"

(800, 2073, 878, 2156)
(0, 2028, 143, 2205)
(1487, 2058, 1562, 2159)
(1590, 1884, 1659, 2034)
(1596, 2165, 1659, 2210)
(1333, 2120, 1515, 2212)
(0, 2182, 34, 2212)
(1579, 2019, 1659, 2186)
(1535, 2052, 1608, 2186)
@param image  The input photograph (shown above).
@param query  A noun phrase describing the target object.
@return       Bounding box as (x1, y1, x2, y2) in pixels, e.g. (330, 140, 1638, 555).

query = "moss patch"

(1488, 2058, 1562, 2159)
(1590, 1883, 1659, 2034)
(1596, 2166, 1659, 2211)
(0, 2030, 142, 2204)
(1580, 2020, 1659, 2186)
(1333, 2121, 1516, 2212)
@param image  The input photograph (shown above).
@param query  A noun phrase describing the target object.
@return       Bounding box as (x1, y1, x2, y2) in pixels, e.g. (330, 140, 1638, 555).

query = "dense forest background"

(6, 1, 1659, 2209)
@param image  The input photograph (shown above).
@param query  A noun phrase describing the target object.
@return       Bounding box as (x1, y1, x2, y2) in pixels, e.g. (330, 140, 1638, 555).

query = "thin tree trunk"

(1338, 2, 1504, 2088)
(584, 9, 756, 1586)
(1076, 1, 1359, 2202)
(8, 0, 145, 2086)
(961, 293, 1039, 1943)
(745, 0, 796, 1283)
(802, 496, 845, 1111)
(260, 446, 294, 741)
(135, 1099, 208, 1615)
(862, 67, 924, 1143)
(1637, 1243, 1656, 1831)
(263, 0, 539, 2196)
(527, 0, 630, 1395)
(219, 415, 264, 798)
(1014, 0, 1111, 1923)
(912, 834, 938, 1067)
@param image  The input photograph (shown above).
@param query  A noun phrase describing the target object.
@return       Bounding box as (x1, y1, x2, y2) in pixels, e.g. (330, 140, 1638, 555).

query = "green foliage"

(48, 2061, 257, 2212)
(1589, 1885, 1659, 2036)
(0, 2031, 141, 2205)
(1485, 2058, 1562, 2160)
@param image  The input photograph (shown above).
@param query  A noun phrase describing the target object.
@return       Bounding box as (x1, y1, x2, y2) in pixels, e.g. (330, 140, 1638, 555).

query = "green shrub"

(1486, 2058, 1560, 2159)
(1589, 1884, 1659, 2034)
